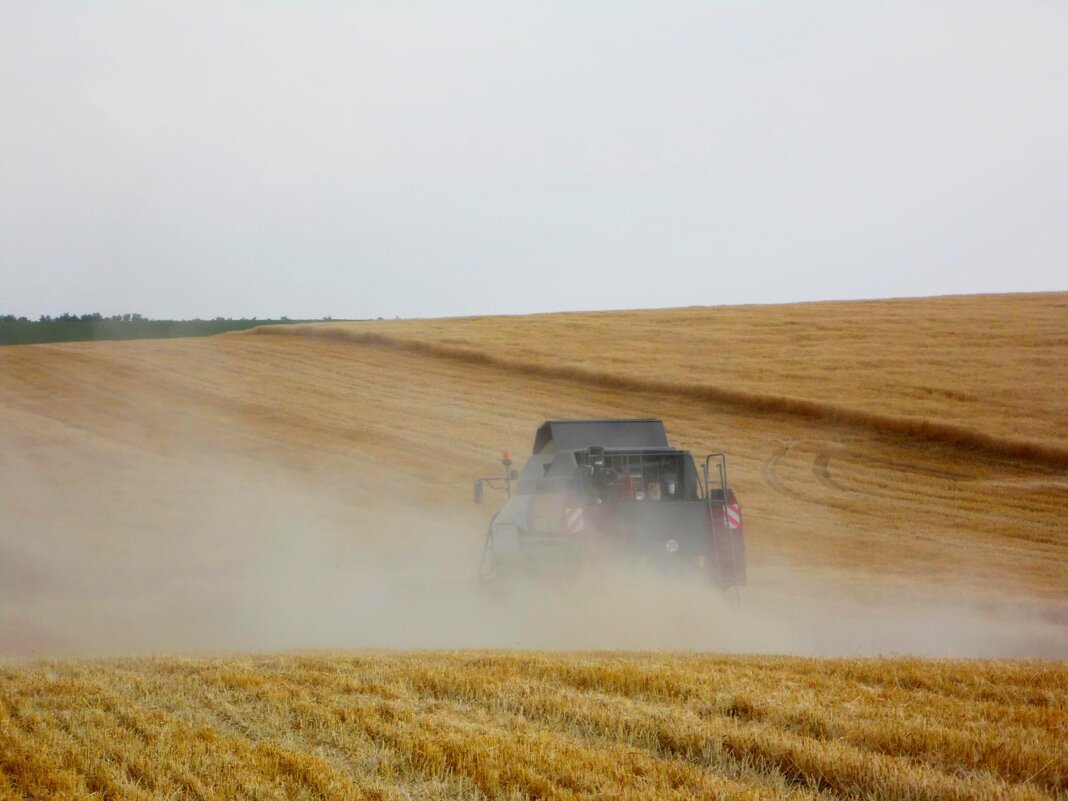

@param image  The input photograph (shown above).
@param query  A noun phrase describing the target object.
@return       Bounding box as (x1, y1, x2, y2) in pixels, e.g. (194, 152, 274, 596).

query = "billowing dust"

(1, 431, 1065, 660)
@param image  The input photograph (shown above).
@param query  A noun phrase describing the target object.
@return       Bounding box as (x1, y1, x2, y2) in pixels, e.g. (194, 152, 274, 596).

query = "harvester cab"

(474, 419, 746, 589)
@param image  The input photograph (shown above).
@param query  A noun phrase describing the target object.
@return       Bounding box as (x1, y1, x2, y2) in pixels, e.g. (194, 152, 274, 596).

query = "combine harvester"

(474, 419, 746, 589)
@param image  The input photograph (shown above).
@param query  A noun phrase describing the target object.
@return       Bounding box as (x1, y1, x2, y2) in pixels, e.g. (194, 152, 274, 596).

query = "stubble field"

(1, 292, 1066, 798)
(2, 653, 1065, 800)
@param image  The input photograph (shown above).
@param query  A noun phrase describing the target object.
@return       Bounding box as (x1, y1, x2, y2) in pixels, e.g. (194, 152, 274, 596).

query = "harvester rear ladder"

(704, 453, 741, 593)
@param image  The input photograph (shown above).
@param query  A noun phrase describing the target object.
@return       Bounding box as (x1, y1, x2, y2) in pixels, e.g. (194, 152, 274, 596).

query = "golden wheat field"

(319, 292, 1068, 457)
(1, 292, 1067, 799)
(1, 653, 1065, 800)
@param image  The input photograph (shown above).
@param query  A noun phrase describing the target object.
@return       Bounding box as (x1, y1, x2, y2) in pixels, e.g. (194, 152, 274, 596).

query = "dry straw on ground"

(1, 653, 1065, 800)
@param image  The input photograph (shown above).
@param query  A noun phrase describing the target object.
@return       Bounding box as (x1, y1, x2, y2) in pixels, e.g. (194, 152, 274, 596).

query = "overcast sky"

(1, 2, 1065, 320)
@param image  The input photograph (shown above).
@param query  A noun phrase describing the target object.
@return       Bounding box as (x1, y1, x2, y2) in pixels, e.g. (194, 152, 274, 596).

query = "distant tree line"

(0, 313, 310, 345)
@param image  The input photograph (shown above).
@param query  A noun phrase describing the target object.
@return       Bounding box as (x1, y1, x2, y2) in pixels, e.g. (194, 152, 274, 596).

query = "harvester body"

(475, 420, 746, 589)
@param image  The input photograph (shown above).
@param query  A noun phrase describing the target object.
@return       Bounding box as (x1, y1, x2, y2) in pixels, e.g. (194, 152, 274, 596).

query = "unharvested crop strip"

(249, 325, 1068, 468)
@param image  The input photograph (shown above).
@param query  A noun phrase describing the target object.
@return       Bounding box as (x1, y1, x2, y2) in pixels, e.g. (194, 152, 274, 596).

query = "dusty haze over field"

(2, 2, 1066, 319)
(3, 435, 1063, 660)
(2, 295, 1065, 659)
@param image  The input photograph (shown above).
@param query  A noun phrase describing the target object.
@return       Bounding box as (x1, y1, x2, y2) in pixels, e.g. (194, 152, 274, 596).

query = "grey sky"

(1, 2, 1065, 320)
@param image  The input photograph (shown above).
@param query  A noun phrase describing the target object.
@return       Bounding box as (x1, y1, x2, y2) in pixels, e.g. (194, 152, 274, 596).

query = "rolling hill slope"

(1, 293, 1066, 799)
(279, 291, 1068, 460)
(1, 293, 1066, 657)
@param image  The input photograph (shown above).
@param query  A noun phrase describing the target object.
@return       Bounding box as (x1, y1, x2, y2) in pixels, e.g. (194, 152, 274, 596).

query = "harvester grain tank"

(474, 419, 746, 588)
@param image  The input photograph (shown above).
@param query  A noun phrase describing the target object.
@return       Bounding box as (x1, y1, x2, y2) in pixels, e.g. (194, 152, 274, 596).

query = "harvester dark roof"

(532, 419, 669, 454)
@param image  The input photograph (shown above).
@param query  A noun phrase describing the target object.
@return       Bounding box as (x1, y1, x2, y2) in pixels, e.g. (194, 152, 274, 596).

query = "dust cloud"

(2, 425, 1064, 662)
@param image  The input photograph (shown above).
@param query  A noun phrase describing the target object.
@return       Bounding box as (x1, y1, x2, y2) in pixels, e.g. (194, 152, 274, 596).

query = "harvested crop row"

(1, 653, 1063, 800)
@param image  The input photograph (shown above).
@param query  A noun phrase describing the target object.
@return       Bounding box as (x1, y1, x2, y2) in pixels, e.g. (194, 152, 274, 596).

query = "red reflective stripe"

(726, 503, 742, 529)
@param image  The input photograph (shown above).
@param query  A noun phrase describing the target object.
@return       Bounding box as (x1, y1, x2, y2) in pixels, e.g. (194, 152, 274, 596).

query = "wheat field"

(311, 292, 1068, 458)
(1, 293, 1066, 798)
(2, 653, 1066, 800)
